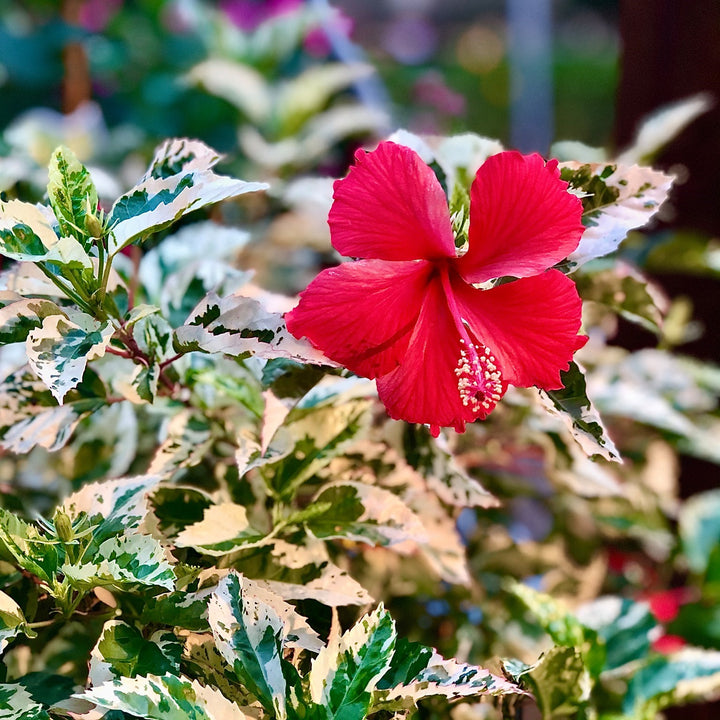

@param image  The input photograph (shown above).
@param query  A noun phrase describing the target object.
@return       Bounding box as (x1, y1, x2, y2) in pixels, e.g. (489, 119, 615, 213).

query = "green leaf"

(89, 620, 182, 686)
(576, 597, 657, 674)
(47, 145, 99, 247)
(0, 508, 58, 584)
(78, 672, 249, 720)
(108, 138, 268, 253)
(308, 605, 396, 720)
(679, 489, 720, 574)
(623, 649, 720, 719)
(540, 361, 621, 462)
(559, 162, 673, 270)
(26, 313, 114, 404)
(508, 646, 590, 719)
(307, 482, 427, 547)
(207, 571, 288, 718)
(175, 291, 333, 365)
(0, 683, 49, 720)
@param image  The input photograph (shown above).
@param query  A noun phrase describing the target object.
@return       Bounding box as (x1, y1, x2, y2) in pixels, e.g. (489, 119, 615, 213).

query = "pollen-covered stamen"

(454, 338, 504, 415)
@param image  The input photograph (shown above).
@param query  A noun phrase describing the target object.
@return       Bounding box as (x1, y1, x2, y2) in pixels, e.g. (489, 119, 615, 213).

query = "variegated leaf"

(0, 200, 58, 261)
(61, 474, 161, 542)
(539, 361, 621, 462)
(0, 590, 32, 654)
(207, 571, 288, 718)
(0, 683, 49, 720)
(47, 145, 99, 247)
(560, 161, 674, 270)
(174, 503, 264, 556)
(78, 672, 248, 720)
(308, 605, 396, 720)
(147, 411, 213, 475)
(378, 638, 522, 706)
(61, 533, 175, 592)
(308, 481, 427, 547)
(175, 291, 333, 365)
(108, 138, 268, 253)
(623, 649, 720, 719)
(0, 293, 62, 345)
(26, 313, 114, 403)
(0, 507, 58, 583)
(88, 620, 182, 687)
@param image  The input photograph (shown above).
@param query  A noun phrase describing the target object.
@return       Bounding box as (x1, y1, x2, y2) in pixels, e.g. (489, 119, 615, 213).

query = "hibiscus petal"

(285, 259, 433, 378)
(455, 152, 584, 283)
(452, 269, 587, 390)
(329, 142, 456, 261)
(376, 276, 506, 436)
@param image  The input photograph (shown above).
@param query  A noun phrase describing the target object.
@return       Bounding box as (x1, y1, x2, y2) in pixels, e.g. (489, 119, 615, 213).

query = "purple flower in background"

(79, 0, 123, 31)
(220, 0, 303, 32)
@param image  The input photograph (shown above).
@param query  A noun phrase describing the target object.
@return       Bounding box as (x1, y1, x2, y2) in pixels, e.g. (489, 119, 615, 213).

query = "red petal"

(285, 259, 433, 378)
(376, 276, 506, 436)
(452, 269, 587, 389)
(455, 152, 584, 283)
(329, 142, 456, 261)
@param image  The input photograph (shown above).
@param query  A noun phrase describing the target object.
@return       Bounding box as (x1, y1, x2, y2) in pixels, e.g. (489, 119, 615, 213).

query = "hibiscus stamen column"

(438, 263, 504, 419)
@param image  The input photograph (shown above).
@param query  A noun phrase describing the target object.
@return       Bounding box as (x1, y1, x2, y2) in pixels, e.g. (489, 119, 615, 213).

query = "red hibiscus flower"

(286, 141, 587, 436)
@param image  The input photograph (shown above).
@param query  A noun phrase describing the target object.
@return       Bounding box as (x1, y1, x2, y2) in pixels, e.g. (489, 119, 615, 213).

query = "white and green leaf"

(560, 161, 674, 270)
(47, 145, 99, 247)
(62, 532, 175, 592)
(308, 605, 396, 720)
(174, 502, 264, 556)
(26, 313, 114, 404)
(108, 138, 268, 253)
(0, 683, 49, 720)
(308, 481, 427, 547)
(78, 672, 248, 720)
(539, 361, 621, 462)
(207, 571, 288, 718)
(175, 291, 333, 365)
(0, 590, 33, 654)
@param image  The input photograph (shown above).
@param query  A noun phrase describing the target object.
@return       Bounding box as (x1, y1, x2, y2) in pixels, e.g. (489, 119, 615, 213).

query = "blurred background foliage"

(0, 1, 719, 718)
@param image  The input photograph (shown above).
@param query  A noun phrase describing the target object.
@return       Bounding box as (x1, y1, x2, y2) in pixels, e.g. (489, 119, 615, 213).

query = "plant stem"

(37, 263, 92, 312)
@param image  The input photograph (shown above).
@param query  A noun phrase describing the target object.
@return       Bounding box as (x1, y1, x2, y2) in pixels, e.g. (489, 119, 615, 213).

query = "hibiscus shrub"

(1, 117, 720, 720)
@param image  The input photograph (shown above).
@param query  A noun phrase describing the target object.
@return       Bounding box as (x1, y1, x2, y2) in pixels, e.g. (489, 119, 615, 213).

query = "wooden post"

(61, 0, 92, 113)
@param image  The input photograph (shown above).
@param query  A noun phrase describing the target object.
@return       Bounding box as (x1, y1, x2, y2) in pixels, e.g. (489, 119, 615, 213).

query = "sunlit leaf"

(47, 145, 99, 247)
(0, 590, 32, 654)
(378, 638, 522, 706)
(88, 619, 182, 686)
(207, 571, 288, 718)
(108, 138, 268, 253)
(539, 361, 621, 462)
(0, 683, 49, 720)
(174, 503, 264, 556)
(26, 313, 114, 404)
(78, 672, 248, 720)
(175, 291, 334, 365)
(560, 162, 673, 270)
(308, 605, 396, 720)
